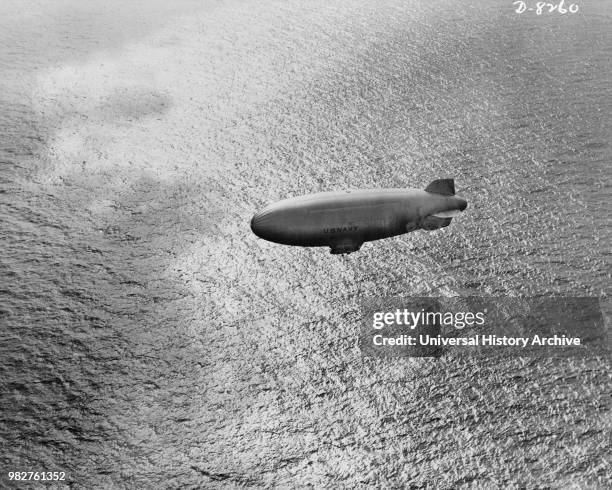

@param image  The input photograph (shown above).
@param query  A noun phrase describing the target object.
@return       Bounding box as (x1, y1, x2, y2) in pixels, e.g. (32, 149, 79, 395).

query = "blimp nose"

(250, 208, 276, 239)
(250, 212, 265, 237)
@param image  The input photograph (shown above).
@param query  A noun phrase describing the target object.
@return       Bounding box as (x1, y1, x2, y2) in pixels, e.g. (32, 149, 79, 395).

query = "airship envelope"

(251, 178, 467, 254)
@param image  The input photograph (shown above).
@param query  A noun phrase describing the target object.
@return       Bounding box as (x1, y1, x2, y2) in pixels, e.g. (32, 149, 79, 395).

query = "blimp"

(250, 178, 467, 254)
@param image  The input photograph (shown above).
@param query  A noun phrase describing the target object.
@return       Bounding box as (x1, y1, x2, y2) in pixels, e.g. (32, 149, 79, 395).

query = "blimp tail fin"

(425, 179, 455, 196)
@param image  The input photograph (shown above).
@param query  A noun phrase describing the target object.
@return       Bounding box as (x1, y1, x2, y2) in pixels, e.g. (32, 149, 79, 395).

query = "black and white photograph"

(1, 0, 611, 488)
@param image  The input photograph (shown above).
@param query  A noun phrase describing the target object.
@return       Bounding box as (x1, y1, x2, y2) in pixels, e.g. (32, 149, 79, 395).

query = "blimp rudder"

(425, 179, 455, 196)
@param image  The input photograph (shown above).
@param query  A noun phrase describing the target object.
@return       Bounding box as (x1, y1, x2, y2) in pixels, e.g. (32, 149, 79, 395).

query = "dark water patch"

(97, 88, 172, 123)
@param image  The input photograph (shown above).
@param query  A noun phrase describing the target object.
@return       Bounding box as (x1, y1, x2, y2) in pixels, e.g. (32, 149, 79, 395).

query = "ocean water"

(1, 0, 611, 487)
